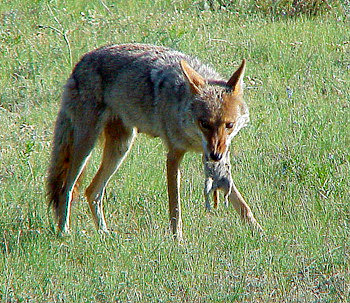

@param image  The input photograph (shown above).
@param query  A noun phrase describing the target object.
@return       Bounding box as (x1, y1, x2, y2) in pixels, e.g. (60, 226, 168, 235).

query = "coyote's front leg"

(166, 149, 185, 240)
(229, 182, 263, 233)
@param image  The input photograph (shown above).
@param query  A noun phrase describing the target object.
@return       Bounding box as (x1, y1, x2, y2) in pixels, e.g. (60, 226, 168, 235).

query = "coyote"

(47, 43, 262, 239)
(203, 150, 233, 211)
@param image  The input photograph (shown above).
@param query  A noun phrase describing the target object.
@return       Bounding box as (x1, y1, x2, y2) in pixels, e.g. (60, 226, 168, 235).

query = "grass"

(1, 0, 349, 301)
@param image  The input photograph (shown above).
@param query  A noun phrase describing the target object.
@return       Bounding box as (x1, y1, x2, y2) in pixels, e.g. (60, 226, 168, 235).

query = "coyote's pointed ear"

(180, 60, 205, 94)
(227, 59, 246, 95)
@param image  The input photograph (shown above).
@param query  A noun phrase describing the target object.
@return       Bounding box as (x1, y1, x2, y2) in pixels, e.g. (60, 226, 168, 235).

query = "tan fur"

(180, 60, 206, 93)
(47, 44, 262, 239)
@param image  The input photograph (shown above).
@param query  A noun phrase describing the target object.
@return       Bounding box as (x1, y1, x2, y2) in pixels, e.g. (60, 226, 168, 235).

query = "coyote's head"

(181, 59, 249, 161)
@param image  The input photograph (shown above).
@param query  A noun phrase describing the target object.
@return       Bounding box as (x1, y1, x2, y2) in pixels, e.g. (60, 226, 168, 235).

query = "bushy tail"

(47, 112, 73, 218)
(47, 78, 79, 219)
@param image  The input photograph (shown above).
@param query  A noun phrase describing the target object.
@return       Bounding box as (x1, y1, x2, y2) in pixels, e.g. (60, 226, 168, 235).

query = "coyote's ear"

(180, 60, 205, 94)
(227, 59, 246, 95)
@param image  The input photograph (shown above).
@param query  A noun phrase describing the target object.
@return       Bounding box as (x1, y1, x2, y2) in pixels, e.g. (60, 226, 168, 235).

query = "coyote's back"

(47, 43, 262, 238)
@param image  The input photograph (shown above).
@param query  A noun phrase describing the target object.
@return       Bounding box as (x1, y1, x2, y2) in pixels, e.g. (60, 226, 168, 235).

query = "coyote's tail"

(47, 78, 79, 219)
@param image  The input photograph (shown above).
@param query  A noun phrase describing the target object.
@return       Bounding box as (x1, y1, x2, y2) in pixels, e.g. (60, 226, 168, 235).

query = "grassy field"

(1, 0, 349, 301)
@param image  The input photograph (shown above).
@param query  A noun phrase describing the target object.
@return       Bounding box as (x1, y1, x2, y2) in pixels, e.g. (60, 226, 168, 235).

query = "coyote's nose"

(210, 152, 222, 161)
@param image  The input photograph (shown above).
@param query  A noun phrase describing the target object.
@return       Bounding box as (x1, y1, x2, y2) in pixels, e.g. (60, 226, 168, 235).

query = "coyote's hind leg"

(85, 118, 136, 233)
(57, 125, 102, 234)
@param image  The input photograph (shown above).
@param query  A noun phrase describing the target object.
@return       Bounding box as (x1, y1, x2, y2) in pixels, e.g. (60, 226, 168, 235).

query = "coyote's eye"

(226, 122, 234, 129)
(199, 120, 211, 130)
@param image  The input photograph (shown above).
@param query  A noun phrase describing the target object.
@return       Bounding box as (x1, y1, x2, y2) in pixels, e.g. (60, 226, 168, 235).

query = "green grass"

(1, 0, 349, 301)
